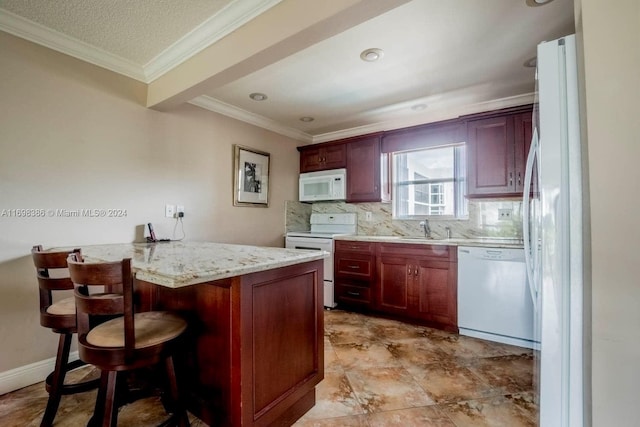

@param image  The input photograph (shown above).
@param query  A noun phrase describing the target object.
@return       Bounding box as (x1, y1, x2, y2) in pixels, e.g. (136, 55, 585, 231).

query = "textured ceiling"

(0, 0, 232, 64)
(0, 0, 575, 141)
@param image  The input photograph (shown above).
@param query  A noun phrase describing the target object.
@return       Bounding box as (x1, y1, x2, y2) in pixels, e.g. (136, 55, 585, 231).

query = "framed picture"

(233, 145, 270, 207)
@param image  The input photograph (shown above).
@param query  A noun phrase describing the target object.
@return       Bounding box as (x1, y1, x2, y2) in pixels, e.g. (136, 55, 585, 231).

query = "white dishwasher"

(457, 246, 534, 349)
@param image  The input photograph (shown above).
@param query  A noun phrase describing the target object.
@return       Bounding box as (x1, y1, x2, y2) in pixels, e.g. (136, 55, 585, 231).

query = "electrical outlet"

(176, 205, 185, 217)
(498, 208, 512, 220)
(165, 204, 175, 218)
(365, 211, 373, 221)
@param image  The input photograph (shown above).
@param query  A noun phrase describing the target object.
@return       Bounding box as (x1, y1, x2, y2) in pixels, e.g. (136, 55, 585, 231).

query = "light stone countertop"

(57, 241, 328, 288)
(334, 235, 524, 249)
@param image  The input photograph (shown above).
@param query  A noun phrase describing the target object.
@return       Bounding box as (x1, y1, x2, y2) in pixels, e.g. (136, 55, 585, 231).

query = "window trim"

(391, 142, 468, 220)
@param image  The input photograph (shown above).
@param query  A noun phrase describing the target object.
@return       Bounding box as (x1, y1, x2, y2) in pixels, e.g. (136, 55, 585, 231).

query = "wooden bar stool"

(67, 252, 190, 427)
(32, 245, 100, 427)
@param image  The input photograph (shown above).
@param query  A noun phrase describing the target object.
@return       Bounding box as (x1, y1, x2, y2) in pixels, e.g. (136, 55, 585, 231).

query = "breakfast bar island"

(78, 241, 326, 427)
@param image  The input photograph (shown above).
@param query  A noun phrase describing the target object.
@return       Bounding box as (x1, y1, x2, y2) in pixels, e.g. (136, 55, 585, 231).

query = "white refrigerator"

(523, 34, 585, 426)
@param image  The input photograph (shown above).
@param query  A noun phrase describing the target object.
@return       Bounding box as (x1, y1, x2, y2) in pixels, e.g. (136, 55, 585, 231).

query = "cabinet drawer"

(335, 240, 374, 253)
(378, 243, 451, 260)
(336, 283, 371, 305)
(335, 254, 374, 280)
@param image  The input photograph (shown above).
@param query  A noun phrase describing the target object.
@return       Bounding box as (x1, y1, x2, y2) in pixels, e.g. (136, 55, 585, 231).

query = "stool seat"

(45, 296, 75, 316)
(87, 311, 187, 349)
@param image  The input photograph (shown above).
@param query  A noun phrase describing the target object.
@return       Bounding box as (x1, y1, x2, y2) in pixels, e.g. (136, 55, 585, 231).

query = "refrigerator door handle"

(523, 128, 539, 310)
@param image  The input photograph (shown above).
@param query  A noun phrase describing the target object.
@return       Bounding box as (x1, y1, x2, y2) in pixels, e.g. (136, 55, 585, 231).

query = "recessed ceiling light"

(525, 0, 555, 6)
(524, 57, 537, 68)
(411, 104, 427, 111)
(249, 93, 268, 101)
(360, 48, 384, 62)
(299, 117, 315, 122)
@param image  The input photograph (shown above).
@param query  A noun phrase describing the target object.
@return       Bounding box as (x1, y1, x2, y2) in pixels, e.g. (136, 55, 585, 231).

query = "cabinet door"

(377, 255, 411, 315)
(322, 144, 347, 170)
(346, 136, 382, 202)
(299, 144, 346, 173)
(413, 260, 457, 326)
(299, 147, 324, 172)
(514, 112, 536, 194)
(467, 116, 516, 196)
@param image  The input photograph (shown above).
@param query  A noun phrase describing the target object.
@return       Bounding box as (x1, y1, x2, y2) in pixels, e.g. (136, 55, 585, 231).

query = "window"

(392, 144, 467, 219)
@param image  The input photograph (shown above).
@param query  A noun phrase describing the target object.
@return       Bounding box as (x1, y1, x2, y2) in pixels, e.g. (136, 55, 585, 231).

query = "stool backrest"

(67, 253, 134, 359)
(31, 245, 80, 325)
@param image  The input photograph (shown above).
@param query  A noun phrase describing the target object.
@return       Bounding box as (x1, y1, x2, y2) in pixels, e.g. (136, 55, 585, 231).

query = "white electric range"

(285, 213, 357, 308)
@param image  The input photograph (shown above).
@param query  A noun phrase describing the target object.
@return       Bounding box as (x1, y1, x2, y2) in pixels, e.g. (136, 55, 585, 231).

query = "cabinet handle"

(509, 172, 513, 187)
(414, 268, 419, 277)
(347, 265, 359, 269)
(347, 291, 361, 297)
(408, 266, 413, 275)
(517, 172, 522, 186)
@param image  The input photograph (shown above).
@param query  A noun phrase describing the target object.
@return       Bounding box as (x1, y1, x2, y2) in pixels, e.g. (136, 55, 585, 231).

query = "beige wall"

(578, 0, 640, 424)
(0, 32, 300, 372)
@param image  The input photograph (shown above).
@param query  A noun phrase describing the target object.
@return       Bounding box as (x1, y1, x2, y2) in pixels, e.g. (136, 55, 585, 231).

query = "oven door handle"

(293, 246, 323, 251)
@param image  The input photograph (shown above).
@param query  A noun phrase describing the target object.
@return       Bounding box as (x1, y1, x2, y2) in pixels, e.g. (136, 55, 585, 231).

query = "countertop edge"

(334, 235, 524, 249)
(135, 252, 328, 288)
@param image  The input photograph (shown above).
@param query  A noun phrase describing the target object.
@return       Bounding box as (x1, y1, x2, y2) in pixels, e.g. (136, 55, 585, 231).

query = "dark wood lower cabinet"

(337, 241, 458, 333)
(377, 254, 411, 315)
(137, 260, 324, 426)
(334, 240, 375, 310)
(414, 259, 457, 327)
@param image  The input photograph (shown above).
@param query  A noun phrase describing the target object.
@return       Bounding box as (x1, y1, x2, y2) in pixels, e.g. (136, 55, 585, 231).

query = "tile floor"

(0, 310, 537, 426)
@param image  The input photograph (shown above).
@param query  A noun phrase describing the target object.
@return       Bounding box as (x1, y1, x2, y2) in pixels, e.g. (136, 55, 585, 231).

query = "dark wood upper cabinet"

(298, 143, 346, 173)
(346, 135, 384, 203)
(514, 112, 535, 194)
(298, 105, 533, 200)
(466, 106, 533, 198)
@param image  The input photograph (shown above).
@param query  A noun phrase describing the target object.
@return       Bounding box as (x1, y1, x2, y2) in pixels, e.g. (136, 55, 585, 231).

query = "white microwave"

(299, 168, 346, 202)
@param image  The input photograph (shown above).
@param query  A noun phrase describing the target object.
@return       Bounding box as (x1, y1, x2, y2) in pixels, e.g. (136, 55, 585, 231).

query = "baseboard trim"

(0, 351, 79, 395)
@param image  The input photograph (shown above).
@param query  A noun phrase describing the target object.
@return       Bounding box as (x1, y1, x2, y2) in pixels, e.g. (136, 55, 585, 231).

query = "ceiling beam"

(146, 0, 410, 110)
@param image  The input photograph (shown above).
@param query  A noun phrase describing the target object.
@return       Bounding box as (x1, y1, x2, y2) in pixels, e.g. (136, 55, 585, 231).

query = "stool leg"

(101, 370, 118, 427)
(88, 370, 108, 427)
(165, 356, 189, 427)
(40, 332, 72, 427)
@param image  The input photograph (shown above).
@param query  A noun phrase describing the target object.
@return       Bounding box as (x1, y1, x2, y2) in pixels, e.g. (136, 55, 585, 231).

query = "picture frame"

(233, 145, 270, 207)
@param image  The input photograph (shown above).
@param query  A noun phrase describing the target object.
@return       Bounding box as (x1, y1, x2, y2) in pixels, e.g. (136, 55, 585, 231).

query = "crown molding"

(189, 96, 313, 143)
(312, 123, 386, 144)
(0, 9, 146, 82)
(311, 92, 536, 143)
(191, 92, 534, 145)
(144, 0, 283, 82)
(0, 0, 283, 84)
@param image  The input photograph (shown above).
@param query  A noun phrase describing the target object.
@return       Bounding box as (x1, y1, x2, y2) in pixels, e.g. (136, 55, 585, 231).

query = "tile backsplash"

(286, 199, 523, 240)
(285, 200, 312, 232)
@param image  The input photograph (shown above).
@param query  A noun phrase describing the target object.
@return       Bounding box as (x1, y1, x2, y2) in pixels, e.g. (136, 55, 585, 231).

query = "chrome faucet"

(419, 220, 431, 239)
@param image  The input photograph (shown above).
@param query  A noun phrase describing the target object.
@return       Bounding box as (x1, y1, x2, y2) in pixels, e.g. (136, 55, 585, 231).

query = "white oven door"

(285, 236, 333, 282)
